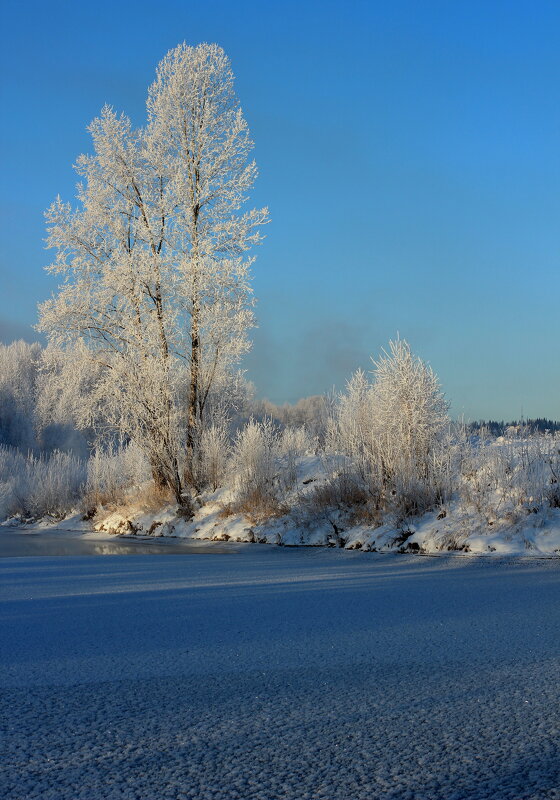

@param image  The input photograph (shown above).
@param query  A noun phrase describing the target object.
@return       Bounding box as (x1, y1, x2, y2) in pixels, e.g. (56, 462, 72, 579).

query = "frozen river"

(1, 538, 559, 799)
(0, 526, 241, 557)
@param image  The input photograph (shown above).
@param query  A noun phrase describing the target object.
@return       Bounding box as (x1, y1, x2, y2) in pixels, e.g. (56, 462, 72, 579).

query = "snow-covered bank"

(4, 433, 560, 557)
(6, 491, 560, 558)
(85, 448, 560, 556)
(91, 432, 560, 557)
(90, 495, 560, 556)
(2, 550, 559, 799)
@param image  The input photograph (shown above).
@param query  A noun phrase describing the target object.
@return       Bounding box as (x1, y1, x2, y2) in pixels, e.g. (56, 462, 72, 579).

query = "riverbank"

(91, 493, 560, 557)
(4, 494, 560, 557)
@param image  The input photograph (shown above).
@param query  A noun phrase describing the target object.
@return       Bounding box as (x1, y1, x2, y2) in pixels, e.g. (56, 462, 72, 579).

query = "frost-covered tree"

(0, 340, 42, 451)
(38, 43, 268, 504)
(333, 339, 451, 518)
(334, 369, 376, 478)
(370, 338, 450, 491)
(35, 342, 102, 455)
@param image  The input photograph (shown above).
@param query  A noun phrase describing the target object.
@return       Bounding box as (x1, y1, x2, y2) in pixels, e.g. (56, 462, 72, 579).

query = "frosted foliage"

(36, 342, 105, 432)
(86, 443, 151, 507)
(0, 447, 27, 519)
(255, 395, 330, 441)
(191, 421, 230, 492)
(0, 446, 85, 520)
(460, 434, 560, 521)
(0, 341, 41, 450)
(38, 42, 268, 503)
(371, 340, 449, 471)
(231, 419, 278, 500)
(200, 370, 255, 432)
(333, 340, 451, 519)
(225, 420, 311, 521)
(278, 426, 313, 490)
(0, 443, 150, 519)
(333, 369, 376, 478)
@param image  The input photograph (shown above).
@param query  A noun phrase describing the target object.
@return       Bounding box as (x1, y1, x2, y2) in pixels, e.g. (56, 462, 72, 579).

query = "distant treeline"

(469, 418, 560, 436)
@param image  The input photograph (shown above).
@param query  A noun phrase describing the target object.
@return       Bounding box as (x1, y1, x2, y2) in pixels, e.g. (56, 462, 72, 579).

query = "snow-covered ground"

(88, 450, 560, 557)
(82, 439, 560, 557)
(1, 546, 559, 799)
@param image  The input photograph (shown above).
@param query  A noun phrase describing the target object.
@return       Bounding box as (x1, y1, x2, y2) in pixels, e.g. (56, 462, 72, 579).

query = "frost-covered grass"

(1, 549, 559, 799)
(0, 443, 150, 524)
(0, 446, 86, 521)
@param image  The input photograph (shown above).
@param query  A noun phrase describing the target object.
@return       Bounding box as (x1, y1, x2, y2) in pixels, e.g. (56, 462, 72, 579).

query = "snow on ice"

(1, 547, 559, 799)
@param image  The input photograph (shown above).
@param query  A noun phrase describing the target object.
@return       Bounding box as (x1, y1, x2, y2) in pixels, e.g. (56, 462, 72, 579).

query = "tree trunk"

(186, 297, 199, 485)
(151, 462, 168, 491)
(151, 455, 185, 507)
(185, 199, 201, 486)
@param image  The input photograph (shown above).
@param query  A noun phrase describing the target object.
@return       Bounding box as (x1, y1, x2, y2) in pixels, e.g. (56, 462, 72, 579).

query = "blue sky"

(1, 0, 559, 419)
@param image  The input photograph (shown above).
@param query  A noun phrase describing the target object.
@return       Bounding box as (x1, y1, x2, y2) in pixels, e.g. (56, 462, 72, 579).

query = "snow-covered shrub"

(252, 394, 330, 443)
(330, 339, 451, 522)
(319, 372, 381, 523)
(369, 339, 450, 518)
(35, 342, 94, 456)
(231, 417, 277, 494)
(526, 435, 560, 509)
(85, 442, 150, 510)
(305, 464, 375, 523)
(277, 426, 313, 491)
(0, 340, 42, 451)
(544, 438, 560, 508)
(0, 480, 16, 521)
(458, 433, 560, 524)
(0, 446, 28, 520)
(191, 421, 231, 493)
(458, 434, 495, 520)
(224, 419, 287, 522)
(331, 369, 378, 482)
(27, 451, 86, 518)
(0, 445, 86, 519)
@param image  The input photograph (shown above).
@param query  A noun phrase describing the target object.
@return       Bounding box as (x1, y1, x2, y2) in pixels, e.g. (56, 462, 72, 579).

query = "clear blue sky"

(1, 0, 559, 420)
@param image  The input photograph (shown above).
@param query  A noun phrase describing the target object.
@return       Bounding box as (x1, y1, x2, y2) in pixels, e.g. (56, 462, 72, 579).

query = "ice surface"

(0, 527, 242, 557)
(1, 549, 559, 799)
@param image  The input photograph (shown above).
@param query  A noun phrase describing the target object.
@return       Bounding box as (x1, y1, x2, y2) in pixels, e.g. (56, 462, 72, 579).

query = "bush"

(330, 339, 451, 521)
(277, 425, 313, 491)
(190, 421, 231, 493)
(458, 433, 560, 522)
(85, 442, 150, 510)
(217, 419, 305, 523)
(0, 445, 86, 519)
(225, 419, 280, 520)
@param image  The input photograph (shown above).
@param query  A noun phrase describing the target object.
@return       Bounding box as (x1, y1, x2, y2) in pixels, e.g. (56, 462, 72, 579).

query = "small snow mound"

(94, 513, 139, 535)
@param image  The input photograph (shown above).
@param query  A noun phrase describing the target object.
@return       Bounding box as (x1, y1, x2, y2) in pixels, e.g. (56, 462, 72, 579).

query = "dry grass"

(302, 471, 383, 526)
(138, 481, 175, 512)
(82, 486, 128, 516)
(83, 480, 174, 518)
(220, 487, 289, 525)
